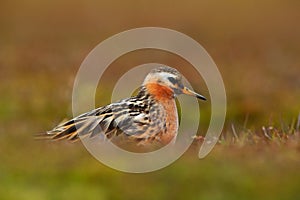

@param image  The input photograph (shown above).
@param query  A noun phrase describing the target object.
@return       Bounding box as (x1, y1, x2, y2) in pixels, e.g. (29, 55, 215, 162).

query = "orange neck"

(145, 83, 174, 101)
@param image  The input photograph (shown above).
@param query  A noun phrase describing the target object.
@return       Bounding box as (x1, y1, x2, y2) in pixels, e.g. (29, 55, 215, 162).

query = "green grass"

(0, 134, 299, 200)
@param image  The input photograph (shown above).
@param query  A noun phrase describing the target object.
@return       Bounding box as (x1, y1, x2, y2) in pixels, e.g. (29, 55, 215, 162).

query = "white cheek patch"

(143, 72, 177, 85)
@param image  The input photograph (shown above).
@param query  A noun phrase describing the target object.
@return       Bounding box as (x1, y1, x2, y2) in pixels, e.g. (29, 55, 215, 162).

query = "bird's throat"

(145, 83, 174, 101)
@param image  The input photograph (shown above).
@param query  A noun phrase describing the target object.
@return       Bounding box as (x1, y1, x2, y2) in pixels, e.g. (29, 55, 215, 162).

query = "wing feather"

(39, 95, 158, 142)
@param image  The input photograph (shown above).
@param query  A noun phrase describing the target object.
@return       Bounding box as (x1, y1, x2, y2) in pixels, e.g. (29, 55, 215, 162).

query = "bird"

(40, 66, 206, 151)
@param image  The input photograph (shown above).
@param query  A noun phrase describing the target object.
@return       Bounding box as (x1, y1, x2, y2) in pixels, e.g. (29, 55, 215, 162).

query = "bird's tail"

(36, 116, 104, 142)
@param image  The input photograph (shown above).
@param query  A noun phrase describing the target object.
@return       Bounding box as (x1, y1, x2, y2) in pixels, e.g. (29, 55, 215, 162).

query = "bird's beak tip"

(182, 87, 206, 101)
(197, 94, 207, 101)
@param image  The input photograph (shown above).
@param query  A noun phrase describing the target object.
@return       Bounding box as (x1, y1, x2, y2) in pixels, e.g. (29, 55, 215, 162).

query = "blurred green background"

(0, 0, 299, 199)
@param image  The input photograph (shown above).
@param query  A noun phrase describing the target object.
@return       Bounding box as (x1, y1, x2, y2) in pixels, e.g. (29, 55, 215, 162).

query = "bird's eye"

(168, 77, 177, 85)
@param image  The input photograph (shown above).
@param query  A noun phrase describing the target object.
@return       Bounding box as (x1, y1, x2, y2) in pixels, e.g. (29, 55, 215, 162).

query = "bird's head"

(143, 66, 206, 100)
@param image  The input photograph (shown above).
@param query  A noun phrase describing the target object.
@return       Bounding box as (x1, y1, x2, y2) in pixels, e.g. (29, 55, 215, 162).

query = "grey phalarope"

(41, 66, 206, 150)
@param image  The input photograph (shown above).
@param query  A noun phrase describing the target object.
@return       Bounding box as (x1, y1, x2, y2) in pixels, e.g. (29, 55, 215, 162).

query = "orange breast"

(145, 83, 178, 144)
